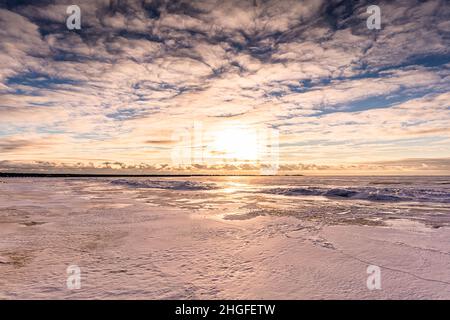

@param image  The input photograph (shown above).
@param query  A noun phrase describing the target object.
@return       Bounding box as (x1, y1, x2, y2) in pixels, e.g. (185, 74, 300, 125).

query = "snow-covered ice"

(0, 176, 449, 299)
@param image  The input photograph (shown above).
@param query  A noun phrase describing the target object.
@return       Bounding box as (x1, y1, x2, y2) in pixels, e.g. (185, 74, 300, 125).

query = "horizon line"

(1, 172, 450, 178)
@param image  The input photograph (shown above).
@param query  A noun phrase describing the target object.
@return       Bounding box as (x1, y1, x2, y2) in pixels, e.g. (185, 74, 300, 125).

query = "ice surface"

(0, 176, 449, 299)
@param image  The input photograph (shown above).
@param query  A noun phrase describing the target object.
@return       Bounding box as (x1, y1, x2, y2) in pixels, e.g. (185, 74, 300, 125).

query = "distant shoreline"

(0, 172, 304, 178)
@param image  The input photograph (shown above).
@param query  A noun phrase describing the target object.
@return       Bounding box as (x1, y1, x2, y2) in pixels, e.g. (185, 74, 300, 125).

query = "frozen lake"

(0, 176, 449, 299)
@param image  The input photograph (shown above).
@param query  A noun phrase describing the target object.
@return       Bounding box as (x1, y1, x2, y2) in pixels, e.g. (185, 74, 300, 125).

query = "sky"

(0, 0, 449, 175)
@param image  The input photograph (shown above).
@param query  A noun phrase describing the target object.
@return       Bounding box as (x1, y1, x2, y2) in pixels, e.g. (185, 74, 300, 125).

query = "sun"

(209, 126, 259, 161)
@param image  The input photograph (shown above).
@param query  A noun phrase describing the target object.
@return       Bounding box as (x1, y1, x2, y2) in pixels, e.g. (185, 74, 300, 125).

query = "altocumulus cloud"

(0, 0, 449, 174)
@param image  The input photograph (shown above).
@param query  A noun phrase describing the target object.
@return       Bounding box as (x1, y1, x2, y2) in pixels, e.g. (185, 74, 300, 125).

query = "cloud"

(0, 139, 34, 152)
(0, 0, 449, 173)
(145, 139, 177, 145)
(1, 157, 449, 175)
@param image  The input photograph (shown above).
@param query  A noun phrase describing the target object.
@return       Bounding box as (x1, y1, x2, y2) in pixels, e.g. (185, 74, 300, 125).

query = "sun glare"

(209, 127, 259, 161)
